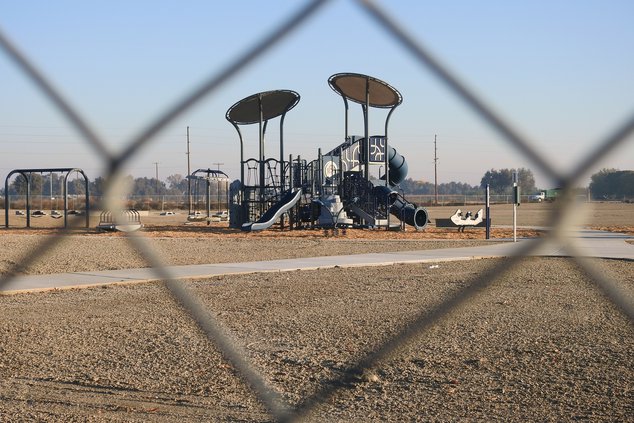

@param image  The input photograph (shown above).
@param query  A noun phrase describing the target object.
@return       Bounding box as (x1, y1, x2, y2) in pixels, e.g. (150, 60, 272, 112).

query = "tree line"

(3, 168, 630, 199)
(589, 169, 634, 200)
(399, 167, 537, 195)
(3, 173, 195, 197)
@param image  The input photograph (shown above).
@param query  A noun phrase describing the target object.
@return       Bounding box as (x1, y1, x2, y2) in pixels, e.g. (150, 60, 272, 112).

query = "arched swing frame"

(4, 167, 90, 228)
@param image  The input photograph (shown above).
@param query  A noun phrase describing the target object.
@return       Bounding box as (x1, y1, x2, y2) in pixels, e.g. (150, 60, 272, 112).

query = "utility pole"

(186, 126, 192, 215)
(153, 162, 159, 194)
(434, 134, 438, 205)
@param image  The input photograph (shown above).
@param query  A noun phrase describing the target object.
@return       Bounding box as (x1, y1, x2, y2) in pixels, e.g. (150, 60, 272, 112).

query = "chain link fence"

(1, 1, 632, 421)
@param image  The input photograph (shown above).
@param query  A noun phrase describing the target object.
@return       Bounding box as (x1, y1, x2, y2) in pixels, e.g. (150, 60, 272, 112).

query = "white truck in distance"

(528, 192, 546, 202)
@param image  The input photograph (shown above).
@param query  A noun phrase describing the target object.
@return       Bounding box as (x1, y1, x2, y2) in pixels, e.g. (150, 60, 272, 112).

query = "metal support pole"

(434, 134, 438, 206)
(485, 184, 490, 240)
(258, 95, 265, 216)
(289, 154, 294, 229)
(363, 78, 370, 180)
(316, 148, 322, 197)
(513, 201, 517, 242)
(512, 172, 518, 243)
(26, 174, 31, 228)
(206, 177, 211, 224)
(213, 163, 224, 211)
(186, 126, 192, 215)
(84, 173, 90, 228)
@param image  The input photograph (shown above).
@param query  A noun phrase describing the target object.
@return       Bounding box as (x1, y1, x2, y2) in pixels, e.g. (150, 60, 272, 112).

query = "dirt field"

(0, 202, 632, 421)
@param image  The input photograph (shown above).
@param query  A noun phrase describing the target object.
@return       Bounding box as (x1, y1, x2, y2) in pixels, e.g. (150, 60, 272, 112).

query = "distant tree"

(397, 178, 480, 195)
(8, 173, 43, 195)
(589, 168, 634, 199)
(89, 176, 106, 196)
(439, 181, 480, 195)
(399, 178, 433, 194)
(480, 169, 512, 193)
(516, 167, 537, 194)
(133, 177, 166, 196)
(166, 173, 188, 194)
(8, 174, 28, 195)
(67, 177, 87, 195)
(480, 168, 536, 194)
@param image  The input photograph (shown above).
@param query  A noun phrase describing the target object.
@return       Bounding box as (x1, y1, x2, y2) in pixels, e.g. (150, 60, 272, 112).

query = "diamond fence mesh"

(1, 0, 632, 421)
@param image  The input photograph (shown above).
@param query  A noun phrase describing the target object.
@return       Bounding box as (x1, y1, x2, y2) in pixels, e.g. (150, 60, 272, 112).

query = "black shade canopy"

(328, 73, 402, 108)
(226, 90, 300, 125)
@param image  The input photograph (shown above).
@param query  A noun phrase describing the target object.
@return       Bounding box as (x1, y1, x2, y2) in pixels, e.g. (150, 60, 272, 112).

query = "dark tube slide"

(373, 185, 428, 230)
(383, 146, 408, 186)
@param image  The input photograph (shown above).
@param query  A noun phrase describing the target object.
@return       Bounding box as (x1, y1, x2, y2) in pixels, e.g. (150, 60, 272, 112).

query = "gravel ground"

(0, 232, 495, 275)
(1, 206, 633, 421)
(1, 256, 632, 422)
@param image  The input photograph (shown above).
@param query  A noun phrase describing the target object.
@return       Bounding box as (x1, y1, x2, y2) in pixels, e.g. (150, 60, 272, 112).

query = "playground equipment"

(97, 209, 143, 232)
(227, 73, 428, 232)
(453, 209, 484, 232)
(4, 168, 90, 228)
(226, 90, 302, 231)
(187, 168, 230, 224)
(436, 209, 487, 232)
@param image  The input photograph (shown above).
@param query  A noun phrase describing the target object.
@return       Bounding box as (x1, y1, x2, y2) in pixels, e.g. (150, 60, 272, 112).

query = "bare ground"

(0, 258, 632, 422)
(0, 202, 632, 421)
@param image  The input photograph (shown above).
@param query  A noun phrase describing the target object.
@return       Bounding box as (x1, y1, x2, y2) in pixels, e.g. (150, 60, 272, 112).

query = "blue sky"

(1, 0, 633, 189)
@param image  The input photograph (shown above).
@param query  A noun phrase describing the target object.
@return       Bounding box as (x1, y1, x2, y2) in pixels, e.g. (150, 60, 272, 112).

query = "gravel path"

(1, 257, 632, 422)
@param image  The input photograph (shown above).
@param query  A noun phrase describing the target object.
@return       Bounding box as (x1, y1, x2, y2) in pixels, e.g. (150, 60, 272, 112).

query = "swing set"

(187, 168, 230, 223)
(4, 168, 90, 228)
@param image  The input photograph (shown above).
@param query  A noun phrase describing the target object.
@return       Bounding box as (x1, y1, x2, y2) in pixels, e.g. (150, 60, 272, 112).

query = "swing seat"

(187, 211, 206, 222)
(31, 210, 47, 217)
(211, 210, 229, 221)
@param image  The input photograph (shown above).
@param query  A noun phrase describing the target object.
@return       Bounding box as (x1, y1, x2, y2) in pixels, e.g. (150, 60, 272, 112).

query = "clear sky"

(1, 0, 633, 190)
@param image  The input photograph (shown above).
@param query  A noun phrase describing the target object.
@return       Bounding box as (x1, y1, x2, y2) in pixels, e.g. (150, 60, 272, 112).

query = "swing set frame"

(4, 167, 90, 228)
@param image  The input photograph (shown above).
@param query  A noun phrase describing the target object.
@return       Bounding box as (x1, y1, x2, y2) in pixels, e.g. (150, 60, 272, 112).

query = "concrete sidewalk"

(2, 230, 632, 294)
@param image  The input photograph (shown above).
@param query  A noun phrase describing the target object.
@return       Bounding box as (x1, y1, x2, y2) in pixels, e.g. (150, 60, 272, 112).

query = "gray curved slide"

(241, 189, 302, 232)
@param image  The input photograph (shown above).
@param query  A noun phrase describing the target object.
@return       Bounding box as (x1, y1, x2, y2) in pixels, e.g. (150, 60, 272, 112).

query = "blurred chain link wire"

(1, 0, 632, 421)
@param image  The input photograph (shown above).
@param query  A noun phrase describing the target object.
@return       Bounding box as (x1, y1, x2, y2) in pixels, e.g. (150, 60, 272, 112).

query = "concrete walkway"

(2, 230, 632, 294)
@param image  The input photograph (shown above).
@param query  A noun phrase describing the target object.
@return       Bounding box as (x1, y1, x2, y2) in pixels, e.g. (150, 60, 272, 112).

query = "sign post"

(512, 172, 520, 242)
(485, 184, 490, 240)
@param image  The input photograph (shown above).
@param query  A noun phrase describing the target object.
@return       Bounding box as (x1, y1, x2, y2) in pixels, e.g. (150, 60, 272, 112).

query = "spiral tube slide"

(383, 146, 408, 186)
(372, 146, 427, 229)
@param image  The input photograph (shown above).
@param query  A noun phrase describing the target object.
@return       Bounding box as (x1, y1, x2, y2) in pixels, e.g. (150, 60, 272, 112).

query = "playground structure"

(97, 209, 143, 232)
(227, 73, 428, 232)
(187, 168, 230, 224)
(4, 168, 90, 228)
(436, 208, 486, 233)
